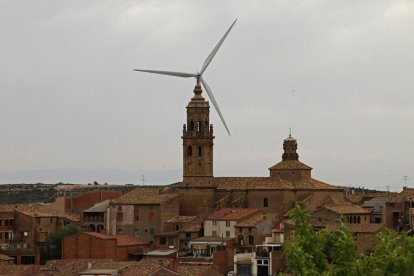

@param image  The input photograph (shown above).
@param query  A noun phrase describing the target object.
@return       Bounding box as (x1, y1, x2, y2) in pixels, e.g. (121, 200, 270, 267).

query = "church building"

(178, 83, 345, 216)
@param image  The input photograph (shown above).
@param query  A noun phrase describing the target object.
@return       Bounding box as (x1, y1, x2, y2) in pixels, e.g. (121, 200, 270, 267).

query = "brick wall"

(65, 191, 121, 213)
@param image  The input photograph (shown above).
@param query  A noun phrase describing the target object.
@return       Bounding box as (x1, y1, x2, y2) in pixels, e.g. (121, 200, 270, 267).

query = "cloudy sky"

(1, 1, 413, 190)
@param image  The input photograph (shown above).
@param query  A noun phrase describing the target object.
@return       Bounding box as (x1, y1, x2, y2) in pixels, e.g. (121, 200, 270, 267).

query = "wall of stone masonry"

(178, 187, 216, 216)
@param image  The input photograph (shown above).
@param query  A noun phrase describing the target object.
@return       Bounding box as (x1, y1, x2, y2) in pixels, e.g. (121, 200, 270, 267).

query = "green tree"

(283, 203, 414, 276)
(45, 224, 82, 259)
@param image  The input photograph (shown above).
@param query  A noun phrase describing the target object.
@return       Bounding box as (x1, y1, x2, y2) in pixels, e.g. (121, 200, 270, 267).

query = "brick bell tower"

(182, 80, 214, 178)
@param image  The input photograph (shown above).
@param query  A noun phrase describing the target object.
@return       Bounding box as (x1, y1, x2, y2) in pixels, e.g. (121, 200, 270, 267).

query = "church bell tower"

(182, 82, 214, 178)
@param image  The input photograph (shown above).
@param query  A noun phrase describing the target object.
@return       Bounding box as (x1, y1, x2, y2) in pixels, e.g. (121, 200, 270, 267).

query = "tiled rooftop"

(324, 205, 371, 215)
(111, 188, 177, 205)
(269, 160, 312, 170)
(83, 199, 111, 213)
(180, 218, 203, 233)
(167, 215, 197, 224)
(121, 257, 173, 276)
(178, 264, 223, 276)
(15, 203, 81, 222)
(214, 176, 341, 190)
(206, 208, 260, 221)
(235, 213, 277, 227)
(326, 223, 385, 233)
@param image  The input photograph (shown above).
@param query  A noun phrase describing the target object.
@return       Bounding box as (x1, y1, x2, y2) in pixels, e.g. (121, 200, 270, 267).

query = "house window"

(150, 228, 154, 235)
(248, 235, 254, 245)
(198, 146, 202, 157)
(187, 146, 192, 156)
(149, 210, 155, 222)
(117, 212, 123, 222)
(134, 229, 139, 237)
(117, 228, 123, 234)
(226, 221, 231, 227)
(212, 220, 218, 226)
(238, 235, 244, 246)
(185, 232, 191, 238)
(134, 206, 139, 221)
(263, 198, 269, 208)
(226, 231, 230, 237)
(159, 237, 167, 245)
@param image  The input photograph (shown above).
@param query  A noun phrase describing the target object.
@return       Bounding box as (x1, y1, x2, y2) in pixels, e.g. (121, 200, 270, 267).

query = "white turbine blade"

(199, 76, 231, 136)
(133, 69, 196, 78)
(200, 19, 237, 75)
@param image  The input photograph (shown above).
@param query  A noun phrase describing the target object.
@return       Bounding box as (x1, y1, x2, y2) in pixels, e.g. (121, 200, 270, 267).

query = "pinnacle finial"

(289, 127, 291, 137)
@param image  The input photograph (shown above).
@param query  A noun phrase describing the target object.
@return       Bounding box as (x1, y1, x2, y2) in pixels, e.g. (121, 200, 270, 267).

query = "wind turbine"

(133, 19, 237, 136)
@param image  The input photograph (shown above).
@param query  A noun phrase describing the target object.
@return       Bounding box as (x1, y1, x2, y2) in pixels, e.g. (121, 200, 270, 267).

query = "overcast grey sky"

(1, 1, 413, 190)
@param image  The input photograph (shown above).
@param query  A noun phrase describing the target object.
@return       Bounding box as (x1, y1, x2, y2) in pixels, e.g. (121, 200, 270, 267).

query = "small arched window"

(357, 216, 360, 224)
(189, 121, 195, 131)
(197, 121, 201, 131)
(198, 146, 202, 157)
(187, 146, 192, 156)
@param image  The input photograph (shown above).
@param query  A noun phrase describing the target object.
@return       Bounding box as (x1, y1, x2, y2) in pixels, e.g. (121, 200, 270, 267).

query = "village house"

(81, 199, 111, 233)
(0, 204, 15, 245)
(109, 188, 179, 243)
(204, 208, 261, 238)
(62, 232, 151, 261)
(64, 190, 121, 214)
(234, 213, 278, 253)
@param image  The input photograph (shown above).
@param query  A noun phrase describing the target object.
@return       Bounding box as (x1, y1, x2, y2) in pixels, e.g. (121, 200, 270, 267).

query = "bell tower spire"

(182, 82, 214, 178)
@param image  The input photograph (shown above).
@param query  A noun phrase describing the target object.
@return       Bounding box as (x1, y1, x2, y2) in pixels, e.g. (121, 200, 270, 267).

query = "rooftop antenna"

(133, 19, 237, 136)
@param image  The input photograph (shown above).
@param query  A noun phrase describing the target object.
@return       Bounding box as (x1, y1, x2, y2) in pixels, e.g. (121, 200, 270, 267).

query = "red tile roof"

(269, 160, 312, 170)
(214, 176, 341, 190)
(112, 188, 177, 205)
(206, 208, 260, 221)
(324, 205, 370, 215)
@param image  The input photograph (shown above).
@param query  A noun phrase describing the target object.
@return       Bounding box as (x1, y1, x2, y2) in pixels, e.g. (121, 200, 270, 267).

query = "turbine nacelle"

(133, 19, 237, 136)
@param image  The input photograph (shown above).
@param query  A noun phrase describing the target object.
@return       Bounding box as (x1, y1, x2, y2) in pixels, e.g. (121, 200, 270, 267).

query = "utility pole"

(403, 175, 410, 187)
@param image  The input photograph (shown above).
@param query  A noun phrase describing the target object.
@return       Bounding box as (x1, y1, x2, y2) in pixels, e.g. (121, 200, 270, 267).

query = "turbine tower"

(133, 19, 237, 136)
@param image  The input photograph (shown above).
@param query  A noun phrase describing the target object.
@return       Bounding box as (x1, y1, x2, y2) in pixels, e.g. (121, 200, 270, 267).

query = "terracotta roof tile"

(167, 215, 197, 224)
(325, 223, 385, 233)
(214, 176, 341, 190)
(112, 188, 177, 205)
(206, 208, 260, 221)
(235, 213, 278, 227)
(180, 218, 203, 233)
(178, 264, 224, 276)
(121, 257, 173, 276)
(269, 160, 312, 170)
(83, 200, 111, 213)
(324, 205, 371, 215)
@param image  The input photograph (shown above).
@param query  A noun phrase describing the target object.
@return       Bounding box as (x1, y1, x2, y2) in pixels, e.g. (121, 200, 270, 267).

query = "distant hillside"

(0, 183, 166, 204)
